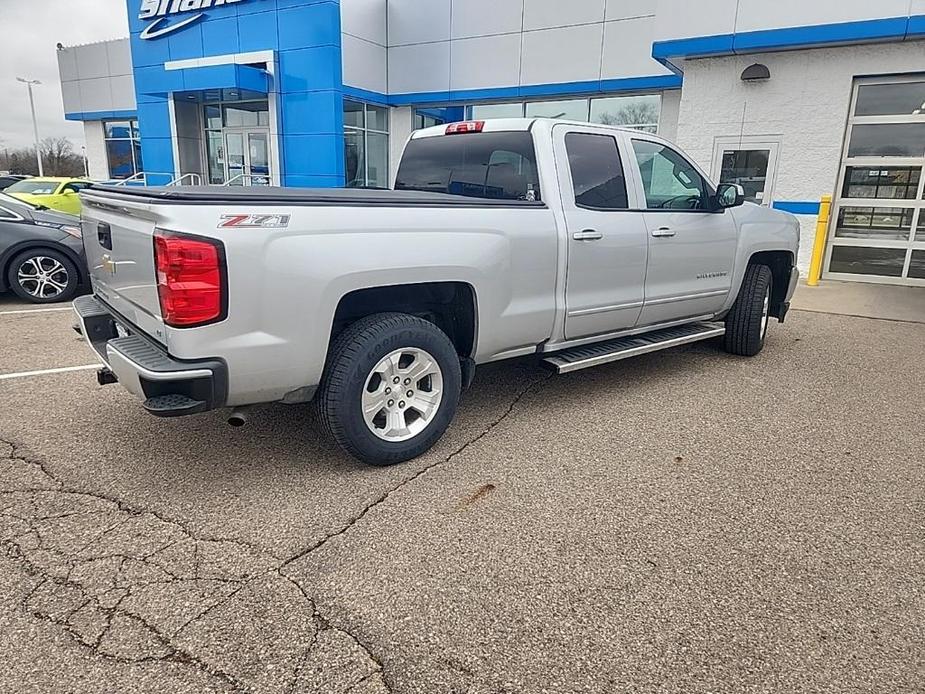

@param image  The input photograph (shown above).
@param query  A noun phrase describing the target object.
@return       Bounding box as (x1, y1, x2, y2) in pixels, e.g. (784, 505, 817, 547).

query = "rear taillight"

(445, 121, 485, 134)
(153, 229, 226, 327)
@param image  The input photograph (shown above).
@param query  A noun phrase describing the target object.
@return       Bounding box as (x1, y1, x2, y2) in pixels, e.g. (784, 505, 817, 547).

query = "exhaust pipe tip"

(227, 408, 249, 427)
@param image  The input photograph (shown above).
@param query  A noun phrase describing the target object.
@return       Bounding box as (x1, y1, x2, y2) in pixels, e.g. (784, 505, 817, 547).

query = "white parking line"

(0, 307, 74, 316)
(0, 365, 100, 381)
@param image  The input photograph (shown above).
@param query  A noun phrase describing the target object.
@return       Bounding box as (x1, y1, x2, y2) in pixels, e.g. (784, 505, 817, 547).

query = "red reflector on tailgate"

(153, 230, 226, 327)
(445, 121, 485, 134)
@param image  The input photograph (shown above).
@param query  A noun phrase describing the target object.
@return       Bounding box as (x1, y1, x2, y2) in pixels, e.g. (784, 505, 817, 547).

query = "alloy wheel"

(17, 256, 69, 300)
(362, 347, 444, 442)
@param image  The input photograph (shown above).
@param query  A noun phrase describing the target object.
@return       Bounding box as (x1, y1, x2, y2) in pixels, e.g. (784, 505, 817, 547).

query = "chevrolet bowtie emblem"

(101, 254, 117, 275)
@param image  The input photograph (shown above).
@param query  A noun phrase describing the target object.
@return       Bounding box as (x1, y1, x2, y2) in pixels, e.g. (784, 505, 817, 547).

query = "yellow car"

(5, 177, 92, 216)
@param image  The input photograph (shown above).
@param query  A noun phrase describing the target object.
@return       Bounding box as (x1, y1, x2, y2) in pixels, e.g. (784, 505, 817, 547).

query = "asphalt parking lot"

(0, 292, 923, 693)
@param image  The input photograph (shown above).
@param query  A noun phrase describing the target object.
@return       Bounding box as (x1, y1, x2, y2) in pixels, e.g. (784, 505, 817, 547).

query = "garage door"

(825, 76, 925, 285)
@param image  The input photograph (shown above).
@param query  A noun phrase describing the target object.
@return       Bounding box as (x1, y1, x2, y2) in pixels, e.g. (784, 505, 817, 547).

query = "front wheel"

(319, 312, 462, 466)
(724, 264, 773, 357)
(7, 248, 79, 304)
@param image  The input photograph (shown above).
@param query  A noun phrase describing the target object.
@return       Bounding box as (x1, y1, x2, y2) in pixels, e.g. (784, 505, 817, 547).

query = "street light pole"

(16, 77, 44, 176)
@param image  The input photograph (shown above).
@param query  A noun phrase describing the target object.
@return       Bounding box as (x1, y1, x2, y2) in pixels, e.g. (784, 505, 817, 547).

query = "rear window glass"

(395, 132, 540, 201)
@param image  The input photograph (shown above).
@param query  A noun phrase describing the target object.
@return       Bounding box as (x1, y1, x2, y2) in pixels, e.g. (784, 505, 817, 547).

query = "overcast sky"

(0, 0, 128, 151)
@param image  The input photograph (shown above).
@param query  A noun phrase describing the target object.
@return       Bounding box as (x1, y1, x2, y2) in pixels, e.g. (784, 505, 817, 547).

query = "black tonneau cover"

(83, 185, 546, 208)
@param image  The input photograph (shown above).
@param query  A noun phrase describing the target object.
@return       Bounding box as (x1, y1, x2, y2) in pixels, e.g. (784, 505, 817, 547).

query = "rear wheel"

(319, 312, 462, 466)
(724, 264, 773, 357)
(7, 249, 79, 304)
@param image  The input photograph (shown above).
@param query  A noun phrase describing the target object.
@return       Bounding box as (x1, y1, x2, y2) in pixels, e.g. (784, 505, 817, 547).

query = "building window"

(344, 100, 389, 188)
(526, 99, 589, 121)
(414, 107, 465, 130)
(589, 95, 660, 132)
(415, 113, 442, 130)
(469, 102, 525, 120)
(104, 120, 143, 179)
(468, 94, 662, 133)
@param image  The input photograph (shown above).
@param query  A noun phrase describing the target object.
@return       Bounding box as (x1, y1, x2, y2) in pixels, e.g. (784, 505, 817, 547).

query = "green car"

(6, 177, 92, 216)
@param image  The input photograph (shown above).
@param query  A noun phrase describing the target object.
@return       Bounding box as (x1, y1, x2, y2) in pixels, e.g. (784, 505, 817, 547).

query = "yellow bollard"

(806, 195, 832, 287)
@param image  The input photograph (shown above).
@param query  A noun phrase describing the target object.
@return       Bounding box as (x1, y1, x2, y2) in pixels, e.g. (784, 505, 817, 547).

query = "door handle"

(572, 229, 603, 241)
(651, 227, 676, 238)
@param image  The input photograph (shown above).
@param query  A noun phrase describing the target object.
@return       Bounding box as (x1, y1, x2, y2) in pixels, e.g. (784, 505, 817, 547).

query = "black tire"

(724, 264, 773, 357)
(6, 248, 79, 304)
(319, 312, 462, 466)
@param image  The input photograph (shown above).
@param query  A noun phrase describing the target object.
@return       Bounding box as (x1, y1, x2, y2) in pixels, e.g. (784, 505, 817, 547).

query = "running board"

(543, 322, 726, 374)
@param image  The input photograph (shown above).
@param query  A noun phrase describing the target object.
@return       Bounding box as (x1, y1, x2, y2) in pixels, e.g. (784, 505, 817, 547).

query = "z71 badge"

(218, 214, 291, 229)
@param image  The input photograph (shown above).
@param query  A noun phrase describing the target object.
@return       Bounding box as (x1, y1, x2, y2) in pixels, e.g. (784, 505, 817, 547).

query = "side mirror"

(715, 183, 745, 209)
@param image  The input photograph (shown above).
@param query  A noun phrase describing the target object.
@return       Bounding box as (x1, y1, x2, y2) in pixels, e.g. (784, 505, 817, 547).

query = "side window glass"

(631, 139, 707, 210)
(565, 132, 628, 210)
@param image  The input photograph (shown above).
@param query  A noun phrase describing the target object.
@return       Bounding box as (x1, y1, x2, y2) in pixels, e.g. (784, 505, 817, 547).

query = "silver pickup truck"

(74, 118, 799, 465)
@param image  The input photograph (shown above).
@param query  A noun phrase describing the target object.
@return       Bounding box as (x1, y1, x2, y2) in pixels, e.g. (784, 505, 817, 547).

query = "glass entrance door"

(247, 132, 270, 185)
(202, 99, 272, 185)
(225, 132, 246, 185)
(221, 129, 271, 186)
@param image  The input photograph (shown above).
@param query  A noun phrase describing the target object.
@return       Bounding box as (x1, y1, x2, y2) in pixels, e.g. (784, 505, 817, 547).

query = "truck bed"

(85, 185, 546, 208)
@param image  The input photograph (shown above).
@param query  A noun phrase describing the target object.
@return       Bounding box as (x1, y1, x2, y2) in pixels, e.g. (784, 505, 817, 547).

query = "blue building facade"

(126, 0, 344, 187)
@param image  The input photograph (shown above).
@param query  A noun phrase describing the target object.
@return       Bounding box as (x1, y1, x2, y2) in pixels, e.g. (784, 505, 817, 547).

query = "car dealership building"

(57, 0, 925, 285)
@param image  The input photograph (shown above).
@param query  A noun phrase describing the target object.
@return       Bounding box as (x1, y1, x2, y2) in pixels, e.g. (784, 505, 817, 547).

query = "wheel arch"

(329, 281, 479, 361)
(746, 250, 794, 320)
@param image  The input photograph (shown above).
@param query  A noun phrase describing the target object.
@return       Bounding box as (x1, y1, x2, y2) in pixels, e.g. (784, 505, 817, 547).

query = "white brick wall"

(674, 41, 925, 204)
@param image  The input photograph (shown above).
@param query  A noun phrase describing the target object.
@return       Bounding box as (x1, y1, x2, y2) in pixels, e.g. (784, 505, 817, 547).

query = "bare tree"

(0, 138, 85, 177)
(0, 147, 38, 175)
(40, 137, 84, 177)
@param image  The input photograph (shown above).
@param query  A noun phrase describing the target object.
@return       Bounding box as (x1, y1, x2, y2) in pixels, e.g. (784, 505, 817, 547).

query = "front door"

(711, 137, 780, 206)
(555, 125, 649, 340)
(627, 137, 738, 326)
(223, 130, 271, 186)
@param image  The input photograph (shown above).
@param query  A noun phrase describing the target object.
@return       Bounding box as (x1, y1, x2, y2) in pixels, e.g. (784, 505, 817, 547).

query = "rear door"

(80, 191, 166, 341)
(626, 137, 738, 326)
(554, 125, 648, 339)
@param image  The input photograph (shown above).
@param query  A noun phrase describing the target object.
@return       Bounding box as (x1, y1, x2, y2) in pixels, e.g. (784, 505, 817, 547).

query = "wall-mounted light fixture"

(741, 63, 771, 82)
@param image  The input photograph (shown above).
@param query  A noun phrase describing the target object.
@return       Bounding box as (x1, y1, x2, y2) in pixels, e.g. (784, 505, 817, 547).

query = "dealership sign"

(139, 0, 247, 39)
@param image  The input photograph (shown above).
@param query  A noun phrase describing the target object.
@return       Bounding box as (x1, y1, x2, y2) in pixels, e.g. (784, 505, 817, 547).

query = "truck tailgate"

(80, 191, 166, 343)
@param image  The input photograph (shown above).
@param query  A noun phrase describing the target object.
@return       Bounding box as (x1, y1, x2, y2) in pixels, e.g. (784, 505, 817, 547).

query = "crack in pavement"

(0, 372, 551, 693)
(280, 372, 553, 570)
(0, 436, 318, 693)
(278, 372, 552, 691)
